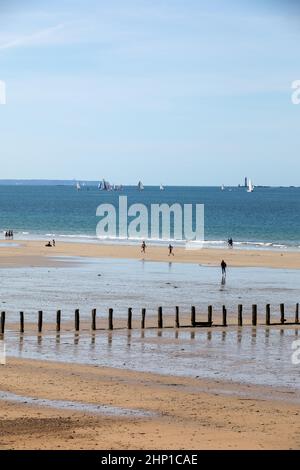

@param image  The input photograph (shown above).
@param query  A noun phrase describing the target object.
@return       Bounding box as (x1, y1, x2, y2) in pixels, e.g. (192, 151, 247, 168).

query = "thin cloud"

(0, 23, 65, 50)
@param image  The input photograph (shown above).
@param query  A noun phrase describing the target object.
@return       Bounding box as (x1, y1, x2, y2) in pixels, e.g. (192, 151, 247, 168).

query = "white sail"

(247, 179, 254, 192)
(76, 182, 81, 191)
(160, 184, 164, 190)
(221, 184, 225, 191)
(138, 181, 144, 191)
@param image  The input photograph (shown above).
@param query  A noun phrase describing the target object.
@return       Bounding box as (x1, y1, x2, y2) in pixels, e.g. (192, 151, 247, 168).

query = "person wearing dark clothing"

(168, 244, 174, 256)
(221, 259, 227, 276)
(141, 241, 146, 254)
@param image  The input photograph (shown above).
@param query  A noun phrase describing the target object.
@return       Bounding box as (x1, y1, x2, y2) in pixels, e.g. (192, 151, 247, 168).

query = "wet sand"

(0, 357, 300, 450)
(1, 239, 300, 269)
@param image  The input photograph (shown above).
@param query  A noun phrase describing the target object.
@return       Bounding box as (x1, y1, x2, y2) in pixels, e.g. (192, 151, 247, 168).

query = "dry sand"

(0, 357, 299, 450)
(0, 239, 300, 269)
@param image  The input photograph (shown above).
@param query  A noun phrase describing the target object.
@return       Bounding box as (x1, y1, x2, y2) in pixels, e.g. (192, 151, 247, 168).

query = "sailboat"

(98, 179, 112, 191)
(76, 182, 81, 191)
(221, 184, 225, 191)
(137, 181, 144, 191)
(247, 179, 254, 192)
(160, 183, 164, 191)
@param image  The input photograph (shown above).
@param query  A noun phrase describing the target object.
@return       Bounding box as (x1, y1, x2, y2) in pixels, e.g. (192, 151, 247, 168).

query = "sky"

(0, 0, 299, 185)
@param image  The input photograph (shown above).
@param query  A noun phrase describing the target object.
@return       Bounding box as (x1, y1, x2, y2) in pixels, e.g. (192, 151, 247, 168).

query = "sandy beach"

(0, 239, 299, 450)
(0, 357, 299, 450)
(1, 239, 300, 269)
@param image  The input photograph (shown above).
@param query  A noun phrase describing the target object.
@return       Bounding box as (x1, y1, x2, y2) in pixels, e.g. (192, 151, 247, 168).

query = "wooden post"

(266, 304, 271, 325)
(38, 310, 43, 333)
(56, 310, 61, 332)
(296, 303, 299, 324)
(20, 311, 24, 333)
(252, 304, 257, 326)
(208, 305, 212, 324)
(280, 303, 285, 324)
(75, 309, 80, 331)
(141, 308, 146, 329)
(158, 306, 163, 329)
(91, 308, 96, 331)
(222, 305, 227, 327)
(191, 306, 196, 327)
(0, 312, 5, 335)
(175, 306, 180, 328)
(127, 308, 132, 330)
(238, 304, 243, 326)
(109, 308, 113, 330)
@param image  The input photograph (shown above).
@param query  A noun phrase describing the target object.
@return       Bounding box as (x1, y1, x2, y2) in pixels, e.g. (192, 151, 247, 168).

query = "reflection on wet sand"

(7, 325, 300, 390)
(251, 328, 257, 346)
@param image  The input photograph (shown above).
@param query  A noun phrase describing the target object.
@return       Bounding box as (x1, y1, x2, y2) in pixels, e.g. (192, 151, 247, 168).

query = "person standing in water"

(141, 241, 146, 254)
(168, 244, 174, 256)
(221, 259, 227, 276)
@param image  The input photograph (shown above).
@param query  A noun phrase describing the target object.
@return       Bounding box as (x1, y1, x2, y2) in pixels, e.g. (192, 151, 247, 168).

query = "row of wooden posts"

(0, 303, 299, 335)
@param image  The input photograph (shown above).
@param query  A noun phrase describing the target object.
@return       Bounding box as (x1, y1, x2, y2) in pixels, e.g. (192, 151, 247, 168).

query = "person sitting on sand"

(45, 241, 52, 247)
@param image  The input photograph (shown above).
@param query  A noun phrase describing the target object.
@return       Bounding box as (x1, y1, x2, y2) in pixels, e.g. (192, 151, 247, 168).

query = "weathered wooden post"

(222, 305, 227, 327)
(280, 303, 285, 324)
(175, 306, 180, 328)
(0, 312, 5, 335)
(158, 306, 163, 329)
(191, 306, 196, 327)
(208, 305, 212, 324)
(252, 304, 257, 326)
(91, 308, 96, 331)
(296, 303, 299, 324)
(56, 310, 61, 332)
(127, 308, 132, 330)
(109, 308, 113, 330)
(266, 304, 271, 325)
(38, 310, 43, 333)
(75, 309, 80, 331)
(20, 311, 24, 333)
(141, 308, 146, 329)
(238, 304, 243, 326)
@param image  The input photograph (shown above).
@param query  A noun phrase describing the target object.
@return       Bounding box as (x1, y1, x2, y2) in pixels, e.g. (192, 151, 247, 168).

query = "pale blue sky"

(0, 0, 299, 185)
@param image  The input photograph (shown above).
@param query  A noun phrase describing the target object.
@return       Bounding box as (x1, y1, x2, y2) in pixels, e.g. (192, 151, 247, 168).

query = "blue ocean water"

(0, 185, 299, 249)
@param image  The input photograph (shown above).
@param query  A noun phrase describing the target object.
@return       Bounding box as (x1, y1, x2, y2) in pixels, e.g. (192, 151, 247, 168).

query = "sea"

(0, 184, 300, 249)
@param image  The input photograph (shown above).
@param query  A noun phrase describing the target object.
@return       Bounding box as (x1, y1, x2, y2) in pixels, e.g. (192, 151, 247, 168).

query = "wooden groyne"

(0, 303, 299, 335)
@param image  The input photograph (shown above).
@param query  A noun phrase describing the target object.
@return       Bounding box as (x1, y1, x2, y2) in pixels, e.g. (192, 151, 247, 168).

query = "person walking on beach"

(52, 239, 56, 247)
(141, 241, 146, 254)
(221, 259, 227, 276)
(228, 238, 233, 248)
(168, 244, 174, 256)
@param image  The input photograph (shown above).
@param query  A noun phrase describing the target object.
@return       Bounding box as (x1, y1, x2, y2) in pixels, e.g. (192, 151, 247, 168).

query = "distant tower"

(244, 177, 248, 188)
